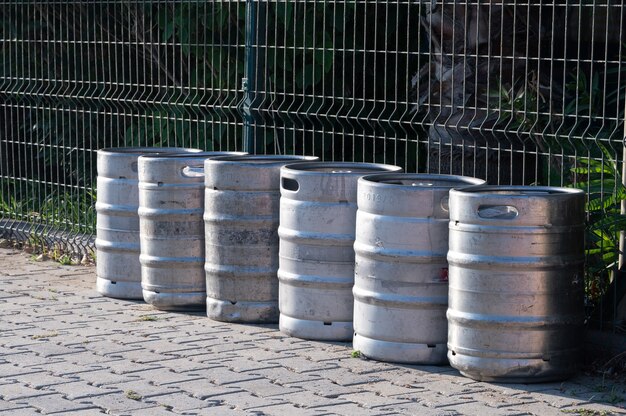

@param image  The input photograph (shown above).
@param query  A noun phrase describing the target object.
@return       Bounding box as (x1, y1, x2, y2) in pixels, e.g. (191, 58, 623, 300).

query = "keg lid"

(138, 151, 246, 159)
(360, 173, 485, 188)
(98, 147, 202, 155)
(282, 162, 402, 175)
(207, 154, 318, 164)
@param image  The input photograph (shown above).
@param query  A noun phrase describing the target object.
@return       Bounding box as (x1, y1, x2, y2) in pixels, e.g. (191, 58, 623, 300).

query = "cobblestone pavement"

(0, 247, 624, 415)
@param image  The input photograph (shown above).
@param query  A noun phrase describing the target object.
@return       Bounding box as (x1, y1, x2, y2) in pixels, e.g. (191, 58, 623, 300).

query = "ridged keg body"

(278, 162, 402, 341)
(138, 152, 244, 310)
(204, 155, 318, 323)
(95, 147, 200, 299)
(352, 174, 484, 364)
(447, 186, 586, 382)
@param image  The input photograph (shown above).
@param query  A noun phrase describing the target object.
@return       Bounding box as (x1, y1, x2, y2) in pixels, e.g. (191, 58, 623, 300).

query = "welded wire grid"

(1, 1, 625, 328)
(245, 1, 625, 328)
(0, 1, 246, 253)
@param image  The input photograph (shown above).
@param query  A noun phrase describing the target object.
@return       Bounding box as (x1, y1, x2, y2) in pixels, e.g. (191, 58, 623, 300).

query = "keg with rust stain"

(95, 147, 201, 299)
(447, 185, 586, 382)
(138, 151, 245, 310)
(278, 162, 402, 341)
(204, 154, 318, 323)
(352, 173, 484, 364)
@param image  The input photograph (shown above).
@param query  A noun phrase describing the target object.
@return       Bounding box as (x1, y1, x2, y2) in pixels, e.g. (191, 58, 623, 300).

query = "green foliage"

(570, 144, 626, 302)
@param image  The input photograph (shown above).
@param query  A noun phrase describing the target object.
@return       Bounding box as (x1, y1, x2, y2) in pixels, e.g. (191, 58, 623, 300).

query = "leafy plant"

(569, 144, 626, 302)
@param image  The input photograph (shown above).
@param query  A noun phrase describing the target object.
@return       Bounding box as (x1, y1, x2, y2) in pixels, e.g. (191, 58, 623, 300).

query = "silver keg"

(352, 173, 484, 364)
(447, 185, 586, 382)
(204, 154, 318, 323)
(138, 151, 245, 310)
(278, 162, 402, 341)
(95, 147, 200, 299)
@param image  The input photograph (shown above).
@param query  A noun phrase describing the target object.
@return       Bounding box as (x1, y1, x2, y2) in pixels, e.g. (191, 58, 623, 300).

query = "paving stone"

(362, 380, 426, 397)
(176, 380, 245, 400)
(77, 369, 142, 387)
(373, 402, 462, 416)
(146, 392, 220, 412)
(248, 367, 323, 386)
(131, 368, 205, 386)
(102, 359, 162, 375)
(0, 383, 55, 401)
(184, 404, 247, 415)
(85, 391, 157, 413)
(235, 348, 298, 362)
(467, 390, 540, 409)
(503, 401, 572, 416)
(523, 389, 593, 409)
(242, 403, 327, 416)
(280, 390, 352, 409)
(49, 381, 121, 400)
(23, 340, 86, 358)
(113, 380, 180, 399)
(338, 392, 413, 409)
(235, 378, 304, 397)
(0, 363, 46, 378)
(124, 406, 180, 416)
(226, 359, 284, 373)
(36, 361, 105, 377)
(561, 403, 626, 415)
(63, 351, 121, 367)
(334, 358, 396, 375)
(189, 367, 265, 386)
(0, 401, 31, 412)
(0, 406, 46, 415)
(80, 340, 145, 357)
(269, 357, 340, 374)
(318, 368, 386, 387)
(298, 347, 354, 363)
(50, 409, 107, 415)
(419, 393, 479, 409)
(157, 357, 222, 373)
(219, 391, 288, 411)
(423, 379, 492, 397)
(308, 401, 400, 416)
(288, 379, 361, 398)
(12, 392, 99, 414)
(10, 372, 78, 389)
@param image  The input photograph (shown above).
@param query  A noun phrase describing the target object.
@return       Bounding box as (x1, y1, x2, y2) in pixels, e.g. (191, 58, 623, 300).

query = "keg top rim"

(98, 147, 202, 155)
(206, 155, 318, 164)
(359, 173, 485, 188)
(450, 185, 585, 196)
(138, 151, 246, 160)
(282, 161, 401, 174)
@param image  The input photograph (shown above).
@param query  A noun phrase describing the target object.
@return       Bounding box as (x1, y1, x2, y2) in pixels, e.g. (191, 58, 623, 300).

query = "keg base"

(353, 333, 448, 365)
(206, 297, 278, 323)
(143, 290, 205, 311)
(96, 277, 143, 300)
(279, 314, 353, 341)
(448, 351, 579, 383)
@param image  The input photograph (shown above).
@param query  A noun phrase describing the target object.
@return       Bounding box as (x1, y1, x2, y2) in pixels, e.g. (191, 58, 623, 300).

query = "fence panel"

(1, 0, 624, 330)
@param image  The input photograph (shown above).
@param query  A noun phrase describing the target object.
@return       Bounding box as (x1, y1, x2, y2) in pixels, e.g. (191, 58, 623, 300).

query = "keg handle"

(282, 177, 300, 192)
(477, 205, 519, 220)
(182, 165, 205, 178)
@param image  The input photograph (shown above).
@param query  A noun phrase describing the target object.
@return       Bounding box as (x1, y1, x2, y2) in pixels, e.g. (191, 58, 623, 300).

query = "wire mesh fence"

(1, 1, 624, 330)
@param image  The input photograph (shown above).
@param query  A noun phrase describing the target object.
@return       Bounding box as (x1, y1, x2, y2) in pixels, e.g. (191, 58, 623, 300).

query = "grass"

(351, 350, 361, 358)
(31, 331, 59, 340)
(561, 409, 612, 416)
(137, 315, 159, 322)
(124, 390, 142, 401)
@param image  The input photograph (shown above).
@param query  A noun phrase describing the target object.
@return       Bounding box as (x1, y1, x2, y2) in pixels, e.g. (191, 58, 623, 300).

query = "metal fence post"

(242, 0, 266, 154)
